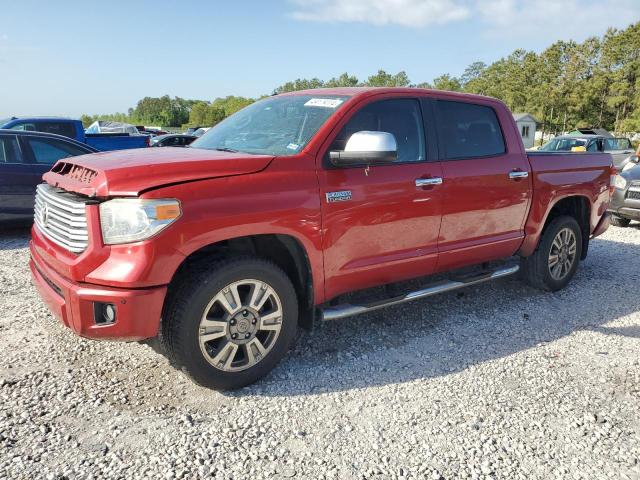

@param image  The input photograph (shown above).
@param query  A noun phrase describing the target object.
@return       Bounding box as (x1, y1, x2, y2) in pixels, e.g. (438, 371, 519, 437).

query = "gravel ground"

(1, 225, 639, 480)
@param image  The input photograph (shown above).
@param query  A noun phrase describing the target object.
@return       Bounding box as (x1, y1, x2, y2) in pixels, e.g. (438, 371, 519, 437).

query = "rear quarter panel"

(519, 151, 612, 256)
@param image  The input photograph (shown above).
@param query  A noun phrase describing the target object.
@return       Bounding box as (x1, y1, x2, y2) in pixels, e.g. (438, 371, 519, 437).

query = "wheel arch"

(168, 233, 317, 330)
(536, 195, 591, 260)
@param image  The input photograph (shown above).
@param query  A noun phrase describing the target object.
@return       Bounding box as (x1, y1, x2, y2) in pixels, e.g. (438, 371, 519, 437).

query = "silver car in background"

(540, 134, 634, 169)
(609, 148, 640, 227)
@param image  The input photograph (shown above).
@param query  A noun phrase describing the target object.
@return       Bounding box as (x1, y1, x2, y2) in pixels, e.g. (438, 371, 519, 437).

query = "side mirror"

(329, 131, 397, 166)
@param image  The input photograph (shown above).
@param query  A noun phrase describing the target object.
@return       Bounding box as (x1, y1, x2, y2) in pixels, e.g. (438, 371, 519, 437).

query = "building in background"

(513, 113, 538, 148)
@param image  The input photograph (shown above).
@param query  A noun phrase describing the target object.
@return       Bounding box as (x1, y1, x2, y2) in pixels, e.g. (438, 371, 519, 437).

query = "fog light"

(94, 302, 116, 325)
(105, 304, 116, 322)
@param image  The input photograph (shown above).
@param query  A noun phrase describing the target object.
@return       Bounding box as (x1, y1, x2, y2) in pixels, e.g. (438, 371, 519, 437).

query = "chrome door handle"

(508, 171, 529, 179)
(415, 177, 443, 187)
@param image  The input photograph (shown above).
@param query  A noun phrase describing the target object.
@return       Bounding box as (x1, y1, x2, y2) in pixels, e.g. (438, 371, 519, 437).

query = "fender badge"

(326, 190, 352, 203)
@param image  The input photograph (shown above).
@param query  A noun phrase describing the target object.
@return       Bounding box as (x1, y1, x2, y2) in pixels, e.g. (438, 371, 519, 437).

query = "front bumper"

(30, 241, 167, 341)
(608, 184, 640, 220)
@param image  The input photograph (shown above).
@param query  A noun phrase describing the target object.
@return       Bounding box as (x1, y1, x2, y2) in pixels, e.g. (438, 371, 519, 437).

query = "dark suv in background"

(0, 130, 96, 224)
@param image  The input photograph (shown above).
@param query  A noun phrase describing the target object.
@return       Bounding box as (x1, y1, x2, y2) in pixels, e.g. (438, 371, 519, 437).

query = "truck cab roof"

(278, 86, 501, 103)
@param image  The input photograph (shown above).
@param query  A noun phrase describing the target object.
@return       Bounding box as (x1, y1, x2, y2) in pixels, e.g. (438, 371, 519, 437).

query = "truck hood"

(43, 147, 274, 197)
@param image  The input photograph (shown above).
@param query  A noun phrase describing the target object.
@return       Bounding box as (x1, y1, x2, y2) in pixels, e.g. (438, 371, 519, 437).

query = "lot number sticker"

(304, 98, 344, 108)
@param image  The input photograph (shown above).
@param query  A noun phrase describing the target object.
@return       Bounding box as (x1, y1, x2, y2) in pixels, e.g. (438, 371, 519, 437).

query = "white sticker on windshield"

(304, 98, 344, 108)
(286, 143, 300, 150)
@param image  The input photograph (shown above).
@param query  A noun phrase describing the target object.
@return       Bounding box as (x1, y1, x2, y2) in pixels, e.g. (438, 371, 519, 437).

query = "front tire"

(610, 215, 631, 228)
(161, 257, 298, 390)
(520, 215, 583, 292)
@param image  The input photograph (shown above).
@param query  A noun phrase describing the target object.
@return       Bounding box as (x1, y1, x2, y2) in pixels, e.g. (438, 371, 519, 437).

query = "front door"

(318, 97, 443, 300)
(433, 99, 531, 271)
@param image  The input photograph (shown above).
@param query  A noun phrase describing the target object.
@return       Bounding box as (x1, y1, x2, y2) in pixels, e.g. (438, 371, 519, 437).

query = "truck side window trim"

(434, 100, 507, 162)
(322, 97, 432, 169)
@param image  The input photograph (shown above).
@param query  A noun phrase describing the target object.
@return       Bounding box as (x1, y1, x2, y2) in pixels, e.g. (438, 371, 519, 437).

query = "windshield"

(540, 137, 587, 151)
(191, 95, 349, 156)
(0, 118, 11, 128)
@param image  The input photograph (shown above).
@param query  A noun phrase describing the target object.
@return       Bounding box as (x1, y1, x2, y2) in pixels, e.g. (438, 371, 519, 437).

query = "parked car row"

(0, 117, 150, 151)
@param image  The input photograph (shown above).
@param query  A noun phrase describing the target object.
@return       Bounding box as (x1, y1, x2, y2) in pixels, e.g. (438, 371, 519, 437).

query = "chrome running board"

(321, 264, 519, 321)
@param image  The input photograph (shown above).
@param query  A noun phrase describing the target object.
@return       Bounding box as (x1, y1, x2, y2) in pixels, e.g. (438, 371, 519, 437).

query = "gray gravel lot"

(1, 225, 639, 480)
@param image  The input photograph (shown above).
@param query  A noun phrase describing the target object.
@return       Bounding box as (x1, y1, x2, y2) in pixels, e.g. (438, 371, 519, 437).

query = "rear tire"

(610, 215, 631, 228)
(520, 215, 582, 292)
(161, 257, 298, 390)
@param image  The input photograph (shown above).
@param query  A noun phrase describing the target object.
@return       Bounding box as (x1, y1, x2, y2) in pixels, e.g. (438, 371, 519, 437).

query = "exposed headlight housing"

(613, 175, 628, 190)
(99, 198, 181, 245)
(622, 161, 637, 172)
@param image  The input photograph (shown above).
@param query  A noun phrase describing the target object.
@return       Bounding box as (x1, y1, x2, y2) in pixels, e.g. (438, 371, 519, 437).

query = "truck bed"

(85, 133, 150, 151)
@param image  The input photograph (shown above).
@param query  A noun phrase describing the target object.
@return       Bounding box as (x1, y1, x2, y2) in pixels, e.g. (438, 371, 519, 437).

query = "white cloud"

(290, 0, 471, 28)
(290, 0, 640, 40)
(476, 0, 640, 41)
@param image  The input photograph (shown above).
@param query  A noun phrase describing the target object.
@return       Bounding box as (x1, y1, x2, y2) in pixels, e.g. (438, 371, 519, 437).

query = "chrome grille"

(34, 184, 90, 253)
(627, 190, 640, 200)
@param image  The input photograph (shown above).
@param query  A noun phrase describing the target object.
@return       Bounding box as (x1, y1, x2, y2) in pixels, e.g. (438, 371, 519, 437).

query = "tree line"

(82, 22, 640, 136)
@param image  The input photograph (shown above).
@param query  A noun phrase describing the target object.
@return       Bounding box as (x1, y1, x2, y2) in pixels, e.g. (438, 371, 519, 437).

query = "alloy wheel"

(198, 279, 283, 372)
(548, 227, 577, 281)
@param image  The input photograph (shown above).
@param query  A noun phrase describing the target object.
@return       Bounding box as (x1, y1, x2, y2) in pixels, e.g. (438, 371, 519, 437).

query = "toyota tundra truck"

(29, 88, 614, 390)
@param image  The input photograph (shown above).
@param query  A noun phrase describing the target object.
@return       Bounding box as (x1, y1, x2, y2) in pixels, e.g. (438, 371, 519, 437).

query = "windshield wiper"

(213, 147, 239, 153)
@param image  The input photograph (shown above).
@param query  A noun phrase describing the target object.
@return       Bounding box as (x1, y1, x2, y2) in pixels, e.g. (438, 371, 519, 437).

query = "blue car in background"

(0, 117, 150, 151)
(0, 129, 97, 224)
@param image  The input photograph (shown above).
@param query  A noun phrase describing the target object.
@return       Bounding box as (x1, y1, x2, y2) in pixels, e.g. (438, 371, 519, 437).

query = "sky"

(1, 0, 639, 118)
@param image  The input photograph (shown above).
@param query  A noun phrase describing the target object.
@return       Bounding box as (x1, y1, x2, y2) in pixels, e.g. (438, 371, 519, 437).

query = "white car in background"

(193, 127, 211, 138)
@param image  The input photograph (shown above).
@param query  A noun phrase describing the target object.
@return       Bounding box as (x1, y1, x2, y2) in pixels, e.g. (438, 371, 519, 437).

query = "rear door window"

(0, 135, 21, 163)
(436, 100, 505, 160)
(604, 138, 632, 151)
(587, 140, 601, 152)
(26, 138, 88, 164)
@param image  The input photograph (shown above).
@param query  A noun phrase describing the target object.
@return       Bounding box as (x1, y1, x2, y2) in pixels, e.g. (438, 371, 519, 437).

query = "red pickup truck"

(30, 88, 613, 389)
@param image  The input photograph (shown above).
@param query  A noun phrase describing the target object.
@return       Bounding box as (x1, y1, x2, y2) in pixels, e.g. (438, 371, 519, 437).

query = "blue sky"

(1, 0, 638, 117)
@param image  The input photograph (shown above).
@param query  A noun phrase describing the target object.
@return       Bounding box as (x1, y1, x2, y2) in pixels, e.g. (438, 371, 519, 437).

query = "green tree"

(365, 70, 410, 87)
(460, 61, 487, 88)
(211, 96, 254, 116)
(325, 72, 359, 87)
(188, 102, 226, 127)
(432, 74, 462, 91)
(273, 78, 324, 94)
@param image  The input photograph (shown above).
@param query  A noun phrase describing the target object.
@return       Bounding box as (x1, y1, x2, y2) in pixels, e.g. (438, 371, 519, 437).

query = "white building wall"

(516, 120, 537, 148)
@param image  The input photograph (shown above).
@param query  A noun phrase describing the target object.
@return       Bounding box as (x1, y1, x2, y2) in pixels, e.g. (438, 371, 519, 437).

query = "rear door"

(318, 96, 443, 300)
(434, 99, 531, 271)
(0, 133, 37, 221)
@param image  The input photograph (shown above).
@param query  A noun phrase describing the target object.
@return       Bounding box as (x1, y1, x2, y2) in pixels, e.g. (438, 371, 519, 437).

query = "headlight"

(613, 175, 628, 190)
(99, 198, 181, 245)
